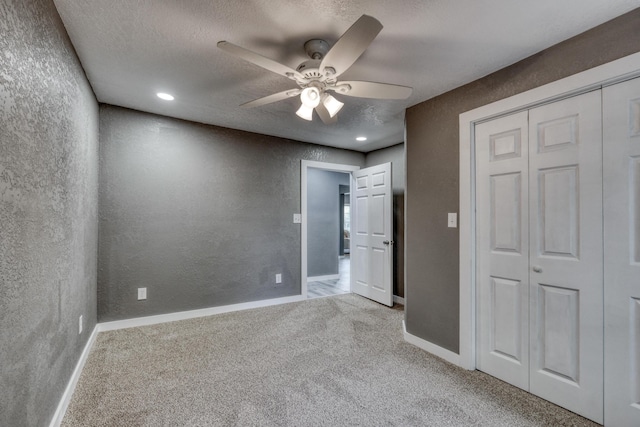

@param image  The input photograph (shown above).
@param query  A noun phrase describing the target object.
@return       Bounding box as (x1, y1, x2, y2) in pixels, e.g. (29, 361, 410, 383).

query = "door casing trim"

(458, 51, 640, 370)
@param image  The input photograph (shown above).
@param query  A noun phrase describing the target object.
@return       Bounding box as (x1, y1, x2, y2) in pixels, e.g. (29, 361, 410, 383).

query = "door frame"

(301, 160, 360, 298)
(457, 52, 640, 370)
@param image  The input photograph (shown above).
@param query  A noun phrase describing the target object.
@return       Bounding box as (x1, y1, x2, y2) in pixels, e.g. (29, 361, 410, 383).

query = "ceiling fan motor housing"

(303, 39, 330, 60)
(296, 60, 323, 78)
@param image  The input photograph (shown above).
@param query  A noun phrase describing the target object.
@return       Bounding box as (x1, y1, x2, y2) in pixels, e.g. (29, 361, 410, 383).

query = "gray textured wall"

(405, 8, 640, 353)
(307, 169, 350, 278)
(0, 0, 99, 425)
(98, 106, 365, 321)
(365, 143, 405, 298)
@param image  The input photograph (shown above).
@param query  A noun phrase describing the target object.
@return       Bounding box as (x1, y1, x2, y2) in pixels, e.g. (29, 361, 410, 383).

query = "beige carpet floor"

(62, 294, 597, 426)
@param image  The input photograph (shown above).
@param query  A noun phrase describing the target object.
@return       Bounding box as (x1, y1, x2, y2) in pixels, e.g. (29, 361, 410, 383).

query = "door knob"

(383, 240, 394, 245)
(532, 266, 543, 273)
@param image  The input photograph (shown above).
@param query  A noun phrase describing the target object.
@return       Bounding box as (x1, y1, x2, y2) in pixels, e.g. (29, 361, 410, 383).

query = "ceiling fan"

(217, 15, 412, 124)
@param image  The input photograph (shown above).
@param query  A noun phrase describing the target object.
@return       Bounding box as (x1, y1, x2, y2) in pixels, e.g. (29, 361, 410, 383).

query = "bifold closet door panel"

(475, 111, 530, 390)
(528, 90, 603, 424)
(603, 77, 640, 427)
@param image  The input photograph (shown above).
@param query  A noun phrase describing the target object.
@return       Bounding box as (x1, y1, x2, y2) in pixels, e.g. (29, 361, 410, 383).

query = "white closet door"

(476, 111, 530, 389)
(528, 91, 603, 423)
(603, 77, 640, 427)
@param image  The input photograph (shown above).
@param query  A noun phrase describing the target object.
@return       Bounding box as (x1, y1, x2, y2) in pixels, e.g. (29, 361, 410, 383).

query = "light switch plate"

(293, 213, 301, 223)
(448, 213, 457, 228)
(138, 287, 147, 300)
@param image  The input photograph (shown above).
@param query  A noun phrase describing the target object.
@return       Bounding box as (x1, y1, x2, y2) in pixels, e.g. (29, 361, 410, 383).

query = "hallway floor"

(307, 256, 350, 299)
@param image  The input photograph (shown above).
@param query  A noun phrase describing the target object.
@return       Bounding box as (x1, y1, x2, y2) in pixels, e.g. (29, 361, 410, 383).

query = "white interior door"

(528, 91, 603, 423)
(476, 111, 530, 390)
(603, 77, 640, 427)
(352, 163, 393, 306)
(475, 91, 603, 423)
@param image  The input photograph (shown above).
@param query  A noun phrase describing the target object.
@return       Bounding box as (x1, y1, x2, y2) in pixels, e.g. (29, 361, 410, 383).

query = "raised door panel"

(490, 277, 524, 362)
(537, 167, 579, 258)
(370, 194, 386, 237)
(356, 175, 368, 190)
(354, 194, 369, 290)
(476, 111, 530, 390)
(633, 157, 640, 264)
(536, 285, 579, 383)
(370, 247, 386, 291)
(356, 196, 368, 236)
(491, 128, 522, 161)
(370, 191, 388, 295)
(632, 299, 640, 408)
(490, 173, 522, 253)
(354, 244, 368, 288)
(528, 90, 603, 424)
(603, 77, 640, 427)
(537, 115, 577, 153)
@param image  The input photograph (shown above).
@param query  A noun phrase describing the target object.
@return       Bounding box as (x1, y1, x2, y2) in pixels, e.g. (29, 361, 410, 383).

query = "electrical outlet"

(293, 213, 301, 223)
(138, 287, 147, 300)
(78, 315, 83, 334)
(275, 274, 282, 284)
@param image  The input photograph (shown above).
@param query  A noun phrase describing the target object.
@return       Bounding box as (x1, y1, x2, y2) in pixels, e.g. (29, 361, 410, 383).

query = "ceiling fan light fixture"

(300, 87, 321, 108)
(322, 94, 344, 118)
(157, 92, 174, 101)
(296, 104, 314, 121)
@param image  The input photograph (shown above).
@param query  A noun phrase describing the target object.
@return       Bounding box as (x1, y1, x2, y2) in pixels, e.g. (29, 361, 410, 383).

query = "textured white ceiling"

(53, 0, 639, 152)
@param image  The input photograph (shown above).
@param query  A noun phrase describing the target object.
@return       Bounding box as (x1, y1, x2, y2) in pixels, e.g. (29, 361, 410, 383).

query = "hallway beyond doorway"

(307, 256, 350, 299)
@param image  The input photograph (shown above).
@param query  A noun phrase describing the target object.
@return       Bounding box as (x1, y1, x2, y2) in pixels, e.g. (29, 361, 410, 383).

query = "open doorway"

(301, 159, 394, 305)
(306, 168, 351, 299)
(300, 160, 360, 299)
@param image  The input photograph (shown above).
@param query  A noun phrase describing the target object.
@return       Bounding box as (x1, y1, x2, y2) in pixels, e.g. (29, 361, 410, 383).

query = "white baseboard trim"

(49, 325, 99, 427)
(393, 295, 405, 305)
(98, 294, 306, 332)
(307, 274, 339, 282)
(403, 320, 462, 367)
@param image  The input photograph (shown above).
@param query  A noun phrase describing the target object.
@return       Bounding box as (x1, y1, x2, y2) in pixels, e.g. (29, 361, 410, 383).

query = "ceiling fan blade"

(217, 41, 305, 81)
(315, 103, 338, 125)
(319, 15, 383, 78)
(241, 88, 301, 108)
(334, 81, 412, 99)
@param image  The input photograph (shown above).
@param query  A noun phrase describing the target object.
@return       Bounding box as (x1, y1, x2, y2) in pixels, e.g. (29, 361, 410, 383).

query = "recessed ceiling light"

(356, 136, 367, 141)
(157, 92, 174, 101)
